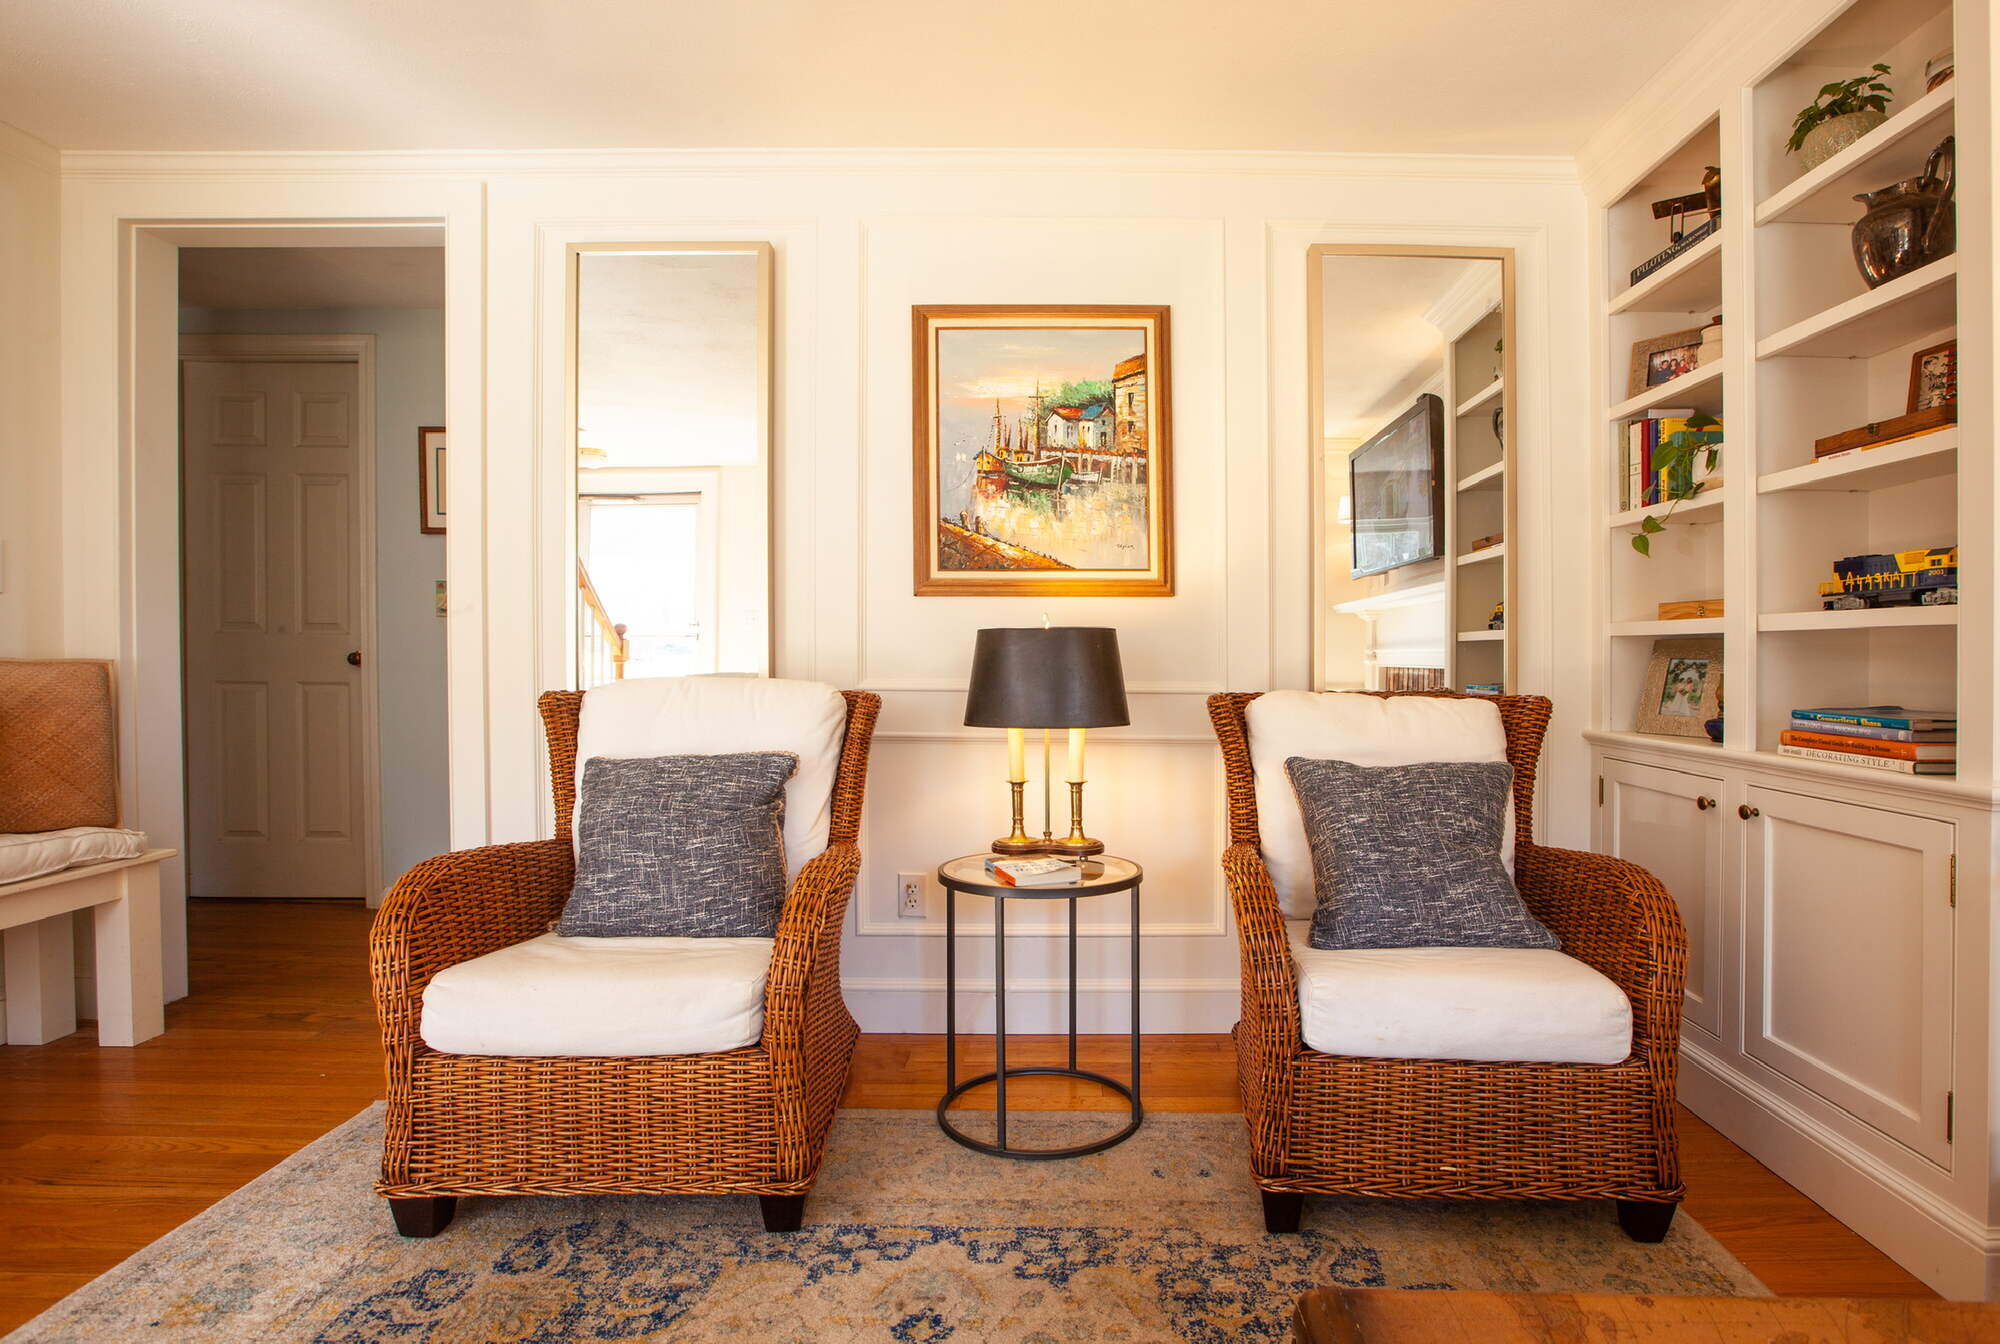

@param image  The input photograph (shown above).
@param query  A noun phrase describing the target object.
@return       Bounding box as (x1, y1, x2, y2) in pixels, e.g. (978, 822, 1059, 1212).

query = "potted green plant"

(1631, 414, 1722, 556)
(1787, 64, 1894, 170)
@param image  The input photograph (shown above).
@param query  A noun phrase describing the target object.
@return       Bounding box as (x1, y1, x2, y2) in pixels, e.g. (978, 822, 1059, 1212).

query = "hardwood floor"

(0, 899, 1929, 1333)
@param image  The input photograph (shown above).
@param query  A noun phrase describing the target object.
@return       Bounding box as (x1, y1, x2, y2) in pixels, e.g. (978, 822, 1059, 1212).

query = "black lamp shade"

(963, 627, 1130, 729)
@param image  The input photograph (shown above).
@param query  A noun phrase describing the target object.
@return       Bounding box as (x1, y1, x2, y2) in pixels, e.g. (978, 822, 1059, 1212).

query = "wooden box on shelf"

(1659, 598, 1724, 620)
(1813, 404, 1956, 458)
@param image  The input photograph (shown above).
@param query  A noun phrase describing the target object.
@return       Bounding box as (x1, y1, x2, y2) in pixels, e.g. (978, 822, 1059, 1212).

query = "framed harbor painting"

(912, 305, 1172, 596)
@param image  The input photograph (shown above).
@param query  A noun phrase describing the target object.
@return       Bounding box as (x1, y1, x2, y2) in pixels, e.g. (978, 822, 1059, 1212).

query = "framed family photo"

(1626, 326, 1707, 398)
(911, 305, 1172, 596)
(1635, 635, 1723, 737)
(418, 426, 446, 534)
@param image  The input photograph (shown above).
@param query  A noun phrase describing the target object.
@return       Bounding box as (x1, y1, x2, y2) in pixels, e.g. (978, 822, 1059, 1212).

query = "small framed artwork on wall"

(418, 426, 446, 534)
(1635, 635, 1723, 738)
(1626, 327, 1708, 398)
(912, 305, 1172, 596)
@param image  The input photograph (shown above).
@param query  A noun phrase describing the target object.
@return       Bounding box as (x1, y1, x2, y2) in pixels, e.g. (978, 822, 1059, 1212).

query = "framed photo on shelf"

(1626, 326, 1708, 398)
(1908, 339, 1957, 412)
(1635, 635, 1722, 738)
(911, 304, 1172, 596)
(418, 426, 446, 535)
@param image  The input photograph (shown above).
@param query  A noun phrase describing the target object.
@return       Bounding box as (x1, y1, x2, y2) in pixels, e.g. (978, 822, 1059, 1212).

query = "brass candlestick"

(1049, 780, 1104, 856)
(991, 780, 1047, 854)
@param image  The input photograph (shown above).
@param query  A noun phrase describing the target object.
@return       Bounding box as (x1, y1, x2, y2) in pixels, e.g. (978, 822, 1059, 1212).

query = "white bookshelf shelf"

(1607, 231, 1722, 316)
(1756, 83, 1957, 226)
(1456, 461, 1504, 492)
(1757, 256, 1958, 361)
(1758, 606, 1959, 632)
(1608, 617, 1726, 637)
(1608, 488, 1723, 531)
(1457, 543, 1505, 567)
(1456, 377, 1504, 418)
(1757, 429, 1957, 494)
(1609, 361, 1723, 421)
(1457, 630, 1505, 642)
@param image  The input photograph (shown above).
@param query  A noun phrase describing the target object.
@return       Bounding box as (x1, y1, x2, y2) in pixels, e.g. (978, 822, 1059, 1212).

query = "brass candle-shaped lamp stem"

(993, 726, 1046, 854)
(1051, 727, 1104, 855)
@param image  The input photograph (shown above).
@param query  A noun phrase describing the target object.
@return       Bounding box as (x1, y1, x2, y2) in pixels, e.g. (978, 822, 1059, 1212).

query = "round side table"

(934, 854, 1143, 1160)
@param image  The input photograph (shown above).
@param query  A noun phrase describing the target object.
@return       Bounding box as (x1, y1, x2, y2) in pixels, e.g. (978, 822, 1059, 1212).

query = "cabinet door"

(1599, 758, 1725, 1043)
(1741, 785, 1954, 1165)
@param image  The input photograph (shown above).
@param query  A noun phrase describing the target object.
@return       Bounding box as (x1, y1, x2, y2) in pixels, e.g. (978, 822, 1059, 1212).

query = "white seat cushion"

(419, 932, 772, 1057)
(575, 676, 848, 881)
(0, 826, 147, 886)
(1247, 690, 1513, 918)
(1287, 921, 1631, 1064)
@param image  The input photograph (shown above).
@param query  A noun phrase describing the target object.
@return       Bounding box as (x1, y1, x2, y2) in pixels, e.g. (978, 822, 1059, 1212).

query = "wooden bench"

(2, 850, 173, 1046)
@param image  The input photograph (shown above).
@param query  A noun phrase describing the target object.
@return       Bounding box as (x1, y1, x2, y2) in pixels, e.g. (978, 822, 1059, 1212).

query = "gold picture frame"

(417, 426, 446, 535)
(912, 304, 1172, 596)
(1627, 326, 1708, 398)
(1635, 635, 1723, 737)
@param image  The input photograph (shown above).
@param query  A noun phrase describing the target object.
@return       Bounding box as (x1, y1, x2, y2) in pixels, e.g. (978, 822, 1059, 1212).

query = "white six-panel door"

(182, 357, 369, 900)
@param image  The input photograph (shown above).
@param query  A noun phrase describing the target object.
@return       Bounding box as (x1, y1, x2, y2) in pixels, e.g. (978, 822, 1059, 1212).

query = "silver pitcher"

(1852, 136, 1954, 288)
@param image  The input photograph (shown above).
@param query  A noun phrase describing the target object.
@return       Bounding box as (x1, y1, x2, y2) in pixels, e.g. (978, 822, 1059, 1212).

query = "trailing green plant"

(1786, 64, 1892, 153)
(1631, 413, 1722, 556)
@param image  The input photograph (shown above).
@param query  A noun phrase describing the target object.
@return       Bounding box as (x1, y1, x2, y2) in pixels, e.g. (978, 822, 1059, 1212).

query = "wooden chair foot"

(389, 1195, 457, 1238)
(759, 1194, 806, 1233)
(1617, 1198, 1676, 1243)
(1261, 1190, 1305, 1234)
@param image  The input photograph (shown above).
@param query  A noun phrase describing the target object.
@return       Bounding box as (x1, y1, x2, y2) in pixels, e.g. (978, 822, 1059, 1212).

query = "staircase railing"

(577, 560, 629, 687)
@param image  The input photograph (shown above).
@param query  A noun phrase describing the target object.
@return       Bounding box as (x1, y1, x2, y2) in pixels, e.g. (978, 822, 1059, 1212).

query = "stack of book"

(1614, 409, 1722, 512)
(1778, 706, 1956, 776)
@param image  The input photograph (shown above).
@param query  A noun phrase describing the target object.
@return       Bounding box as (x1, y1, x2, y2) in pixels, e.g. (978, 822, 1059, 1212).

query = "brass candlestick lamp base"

(992, 780, 1054, 854)
(1047, 780, 1104, 856)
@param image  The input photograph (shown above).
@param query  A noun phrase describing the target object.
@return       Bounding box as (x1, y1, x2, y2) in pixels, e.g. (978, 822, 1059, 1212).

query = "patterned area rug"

(10, 1105, 1762, 1342)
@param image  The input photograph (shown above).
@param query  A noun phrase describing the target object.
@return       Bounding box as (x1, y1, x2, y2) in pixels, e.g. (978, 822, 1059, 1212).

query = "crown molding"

(60, 145, 1581, 186)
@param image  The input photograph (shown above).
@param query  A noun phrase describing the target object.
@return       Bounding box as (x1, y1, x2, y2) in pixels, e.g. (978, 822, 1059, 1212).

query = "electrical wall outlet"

(897, 872, 927, 919)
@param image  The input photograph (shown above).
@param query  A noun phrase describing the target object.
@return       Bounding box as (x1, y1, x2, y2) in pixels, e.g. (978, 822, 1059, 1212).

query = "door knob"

(346, 650, 363, 667)
(1738, 803, 1759, 820)
(1695, 796, 1715, 810)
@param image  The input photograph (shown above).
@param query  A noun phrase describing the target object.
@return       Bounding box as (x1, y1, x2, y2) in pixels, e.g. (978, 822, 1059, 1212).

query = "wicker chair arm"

(763, 841, 863, 1048)
(1222, 843, 1302, 1047)
(1515, 841, 1687, 1055)
(369, 838, 575, 1052)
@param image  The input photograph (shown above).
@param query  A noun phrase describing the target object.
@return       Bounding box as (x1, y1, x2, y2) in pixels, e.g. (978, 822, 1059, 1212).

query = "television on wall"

(1348, 393, 1445, 579)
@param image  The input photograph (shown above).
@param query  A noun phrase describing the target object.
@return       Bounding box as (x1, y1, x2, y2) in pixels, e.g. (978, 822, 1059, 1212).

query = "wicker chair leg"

(1616, 1199, 1676, 1243)
(759, 1194, 807, 1233)
(389, 1196, 457, 1238)
(1260, 1190, 1305, 1234)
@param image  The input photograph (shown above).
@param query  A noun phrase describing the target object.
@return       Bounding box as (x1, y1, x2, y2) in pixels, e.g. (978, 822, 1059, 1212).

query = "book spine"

(1778, 731, 1952, 761)
(1785, 718, 1940, 743)
(1777, 744, 1922, 773)
(1792, 710, 1952, 731)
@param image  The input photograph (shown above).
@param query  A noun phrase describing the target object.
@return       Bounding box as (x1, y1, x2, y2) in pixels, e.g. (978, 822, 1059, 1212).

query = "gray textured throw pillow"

(1284, 757, 1557, 952)
(559, 752, 799, 938)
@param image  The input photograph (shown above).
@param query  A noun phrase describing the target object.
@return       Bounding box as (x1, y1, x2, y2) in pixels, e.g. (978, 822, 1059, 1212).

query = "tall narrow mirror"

(1310, 246, 1514, 694)
(572, 243, 772, 686)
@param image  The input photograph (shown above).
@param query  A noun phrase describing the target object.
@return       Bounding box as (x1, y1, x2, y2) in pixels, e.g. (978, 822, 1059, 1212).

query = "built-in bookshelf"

(1441, 288, 1510, 691)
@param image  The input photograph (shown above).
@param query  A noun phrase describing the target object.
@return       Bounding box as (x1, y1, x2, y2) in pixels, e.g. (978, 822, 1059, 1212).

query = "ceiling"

(1, 1, 1733, 154)
(178, 247, 444, 308)
(1321, 254, 1490, 441)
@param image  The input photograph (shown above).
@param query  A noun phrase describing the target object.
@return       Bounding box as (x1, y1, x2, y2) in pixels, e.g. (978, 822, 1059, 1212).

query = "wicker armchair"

(1208, 691, 1687, 1241)
(371, 687, 880, 1237)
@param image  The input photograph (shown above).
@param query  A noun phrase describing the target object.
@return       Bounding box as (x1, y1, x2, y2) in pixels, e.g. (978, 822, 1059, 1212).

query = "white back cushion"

(575, 677, 848, 881)
(1246, 690, 1513, 918)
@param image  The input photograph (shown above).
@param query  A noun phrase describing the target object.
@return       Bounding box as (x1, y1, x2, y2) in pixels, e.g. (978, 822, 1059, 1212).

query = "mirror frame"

(565, 241, 775, 684)
(1306, 243, 1517, 692)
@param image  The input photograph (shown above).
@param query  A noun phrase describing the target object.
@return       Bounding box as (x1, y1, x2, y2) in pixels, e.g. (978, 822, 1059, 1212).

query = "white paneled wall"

(57, 150, 1591, 1026)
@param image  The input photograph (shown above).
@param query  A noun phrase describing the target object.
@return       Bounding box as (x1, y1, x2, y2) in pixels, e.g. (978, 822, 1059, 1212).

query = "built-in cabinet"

(1599, 758, 1726, 1042)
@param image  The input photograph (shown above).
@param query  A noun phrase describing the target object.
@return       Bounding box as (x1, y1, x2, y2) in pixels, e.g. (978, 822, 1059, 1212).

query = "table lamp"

(964, 626, 1129, 856)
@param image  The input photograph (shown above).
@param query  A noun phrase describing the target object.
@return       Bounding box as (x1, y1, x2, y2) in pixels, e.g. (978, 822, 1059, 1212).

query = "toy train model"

(1818, 547, 1958, 610)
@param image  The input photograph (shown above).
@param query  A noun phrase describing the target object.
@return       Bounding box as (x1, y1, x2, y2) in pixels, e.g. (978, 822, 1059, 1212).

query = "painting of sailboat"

(913, 305, 1172, 597)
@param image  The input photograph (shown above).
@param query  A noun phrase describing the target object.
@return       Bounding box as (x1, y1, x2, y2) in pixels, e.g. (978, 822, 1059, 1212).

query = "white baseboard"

(1682, 1043, 2000, 1299)
(846, 979, 1239, 1034)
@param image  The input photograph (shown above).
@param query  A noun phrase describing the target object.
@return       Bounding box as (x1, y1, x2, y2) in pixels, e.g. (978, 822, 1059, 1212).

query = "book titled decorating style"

(1782, 706, 1957, 777)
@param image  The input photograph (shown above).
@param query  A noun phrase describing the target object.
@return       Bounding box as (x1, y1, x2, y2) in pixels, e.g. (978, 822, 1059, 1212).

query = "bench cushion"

(419, 931, 771, 1057)
(1287, 922, 1631, 1064)
(0, 827, 147, 887)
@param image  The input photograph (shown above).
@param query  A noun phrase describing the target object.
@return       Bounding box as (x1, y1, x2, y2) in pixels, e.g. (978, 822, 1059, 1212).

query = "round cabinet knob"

(1695, 796, 1716, 810)
(346, 650, 363, 667)
(1738, 803, 1760, 820)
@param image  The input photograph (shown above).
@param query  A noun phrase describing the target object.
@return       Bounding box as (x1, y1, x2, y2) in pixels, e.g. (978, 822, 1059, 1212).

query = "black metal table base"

(936, 1067, 1144, 1160)
(936, 860, 1143, 1162)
